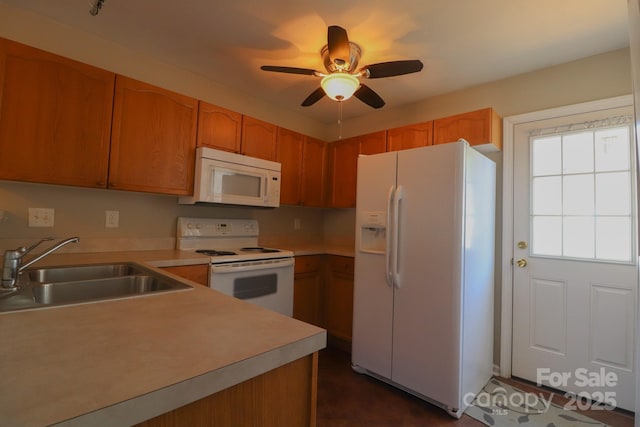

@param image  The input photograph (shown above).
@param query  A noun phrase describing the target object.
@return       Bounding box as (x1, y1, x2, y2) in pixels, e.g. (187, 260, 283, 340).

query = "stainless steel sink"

(0, 262, 191, 312)
(27, 263, 146, 283)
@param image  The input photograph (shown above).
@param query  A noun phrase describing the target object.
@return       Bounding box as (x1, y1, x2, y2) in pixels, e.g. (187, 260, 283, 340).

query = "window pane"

(563, 132, 594, 174)
(596, 217, 632, 262)
(596, 172, 631, 215)
(532, 176, 562, 215)
(532, 216, 562, 256)
(595, 127, 630, 172)
(563, 216, 594, 258)
(563, 174, 594, 215)
(532, 136, 561, 176)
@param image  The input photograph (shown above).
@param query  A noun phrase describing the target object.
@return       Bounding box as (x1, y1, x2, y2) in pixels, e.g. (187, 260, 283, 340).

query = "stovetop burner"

(195, 249, 237, 256)
(241, 247, 280, 253)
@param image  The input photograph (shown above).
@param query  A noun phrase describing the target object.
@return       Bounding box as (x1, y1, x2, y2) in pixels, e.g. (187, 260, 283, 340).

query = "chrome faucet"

(1, 237, 80, 289)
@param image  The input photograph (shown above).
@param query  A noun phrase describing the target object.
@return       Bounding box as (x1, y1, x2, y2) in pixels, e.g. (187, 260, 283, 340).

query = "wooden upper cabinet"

(0, 38, 114, 188)
(241, 116, 277, 161)
(328, 137, 359, 208)
(358, 131, 387, 154)
(301, 137, 327, 207)
(328, 131, 387, 208)
(277, 127, 304, 205)
(433, 107, 502, 150)
(387, 122, 433, 151)
(109, 76, 198, 195)
(197, 101, 242, 153)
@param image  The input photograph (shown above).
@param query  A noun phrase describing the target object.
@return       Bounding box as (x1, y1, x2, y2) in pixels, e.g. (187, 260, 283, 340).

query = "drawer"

(295, 255, 323, 274)
(328, 255, 354, 277)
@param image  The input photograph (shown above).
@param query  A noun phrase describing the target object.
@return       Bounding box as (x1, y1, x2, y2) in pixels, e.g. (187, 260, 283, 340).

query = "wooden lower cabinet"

(161, 264, 209, 286)
(325, 255, 354, 352)
(293, 255, 323, 326)
(135, 353, 318, 427)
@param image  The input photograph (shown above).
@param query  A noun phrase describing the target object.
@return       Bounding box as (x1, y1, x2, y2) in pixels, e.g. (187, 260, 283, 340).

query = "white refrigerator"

(352, 140, 496, 418)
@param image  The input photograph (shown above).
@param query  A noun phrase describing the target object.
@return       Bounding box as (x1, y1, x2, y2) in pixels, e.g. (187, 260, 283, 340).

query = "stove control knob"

(195, 223, 201, 229)
(187, 223, 194, 229)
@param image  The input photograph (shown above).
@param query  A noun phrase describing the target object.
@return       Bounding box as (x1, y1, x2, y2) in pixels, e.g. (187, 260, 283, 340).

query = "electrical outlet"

(294, 218, 301, 231)
(28, 208, 54, 227)
(105, 210, 119, 228)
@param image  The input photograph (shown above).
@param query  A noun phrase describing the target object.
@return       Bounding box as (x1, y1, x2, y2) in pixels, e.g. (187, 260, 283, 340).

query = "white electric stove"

(176, 217, 294, 316)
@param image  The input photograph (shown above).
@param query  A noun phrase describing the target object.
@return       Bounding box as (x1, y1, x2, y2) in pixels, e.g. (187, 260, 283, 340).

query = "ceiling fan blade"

(260, 65, 317, 76)
(363, 60, 424, 79)
(301, 87, 326, 107)
(354, 84, 385, 109)
(327, 25, 351, 66)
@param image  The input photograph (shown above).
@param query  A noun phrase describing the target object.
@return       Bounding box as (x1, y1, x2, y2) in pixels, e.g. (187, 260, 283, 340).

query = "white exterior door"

(512, 106, 637, 411)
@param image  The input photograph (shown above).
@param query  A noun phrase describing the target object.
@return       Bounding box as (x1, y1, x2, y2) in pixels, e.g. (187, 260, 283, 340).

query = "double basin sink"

(0, 263, 192, 312)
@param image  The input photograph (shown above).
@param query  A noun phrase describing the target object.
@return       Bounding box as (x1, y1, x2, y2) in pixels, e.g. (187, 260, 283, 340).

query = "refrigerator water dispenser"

(359, 211, 386, 254)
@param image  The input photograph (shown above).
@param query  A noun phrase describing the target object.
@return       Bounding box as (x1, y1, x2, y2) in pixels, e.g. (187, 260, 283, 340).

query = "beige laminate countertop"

(0, 250, 326, 427)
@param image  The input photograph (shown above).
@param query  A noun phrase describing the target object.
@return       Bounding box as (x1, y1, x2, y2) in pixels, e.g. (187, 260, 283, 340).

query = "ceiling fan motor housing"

(321, 42, 362, 73)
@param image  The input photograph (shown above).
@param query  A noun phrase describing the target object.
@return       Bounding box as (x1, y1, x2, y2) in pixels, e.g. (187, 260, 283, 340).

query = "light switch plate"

(28, 208, 54, 227)
(105, 210, 119, 228)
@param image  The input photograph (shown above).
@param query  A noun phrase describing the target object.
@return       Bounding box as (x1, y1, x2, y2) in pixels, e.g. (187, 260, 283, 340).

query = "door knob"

(516, 258, 527, 268)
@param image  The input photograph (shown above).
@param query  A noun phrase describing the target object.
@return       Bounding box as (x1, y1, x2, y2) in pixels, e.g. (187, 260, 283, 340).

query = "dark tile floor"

(316, 346, 635, 427)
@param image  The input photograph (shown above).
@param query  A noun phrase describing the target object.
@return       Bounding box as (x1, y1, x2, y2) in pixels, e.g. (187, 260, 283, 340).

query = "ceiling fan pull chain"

(337, 101, 343, 140)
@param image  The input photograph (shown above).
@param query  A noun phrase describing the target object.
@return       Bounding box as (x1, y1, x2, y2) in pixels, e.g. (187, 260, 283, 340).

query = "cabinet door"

(161, 264, 209, 286)
(327, 137, 359, 208)
(326, 256, 354, 344)
(387, 122, 433, 151)
(358, 131, 387, 154)
(241, 116, 277, 161)
(293, 255, 323, 326)
(197, 101, 242, 152)
(301, 137, 327, 207)
(276, 127, 304, 205)
(0, 38, 114, 188)
(109, 76, 198, 195)
(433, 107, 502, 150)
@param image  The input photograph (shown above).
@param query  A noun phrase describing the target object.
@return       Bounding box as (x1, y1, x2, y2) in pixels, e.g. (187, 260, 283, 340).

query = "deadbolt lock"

(516, 258, 527, 268)
(517, 241, 528, 249)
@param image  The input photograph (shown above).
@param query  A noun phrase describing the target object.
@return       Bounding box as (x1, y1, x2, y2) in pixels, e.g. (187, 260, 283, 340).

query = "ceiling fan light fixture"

(321, 73, 359, 101)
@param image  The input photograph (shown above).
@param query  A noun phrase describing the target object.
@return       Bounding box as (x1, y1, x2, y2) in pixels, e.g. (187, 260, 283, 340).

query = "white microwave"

(179, 147, 281, 208)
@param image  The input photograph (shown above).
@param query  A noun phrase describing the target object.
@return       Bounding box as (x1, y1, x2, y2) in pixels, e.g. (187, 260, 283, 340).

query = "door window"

(530, 122, 635, 263)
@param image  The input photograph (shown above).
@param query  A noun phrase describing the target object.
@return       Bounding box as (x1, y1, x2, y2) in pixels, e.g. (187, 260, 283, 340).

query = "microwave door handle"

(263, 174, 268, 201)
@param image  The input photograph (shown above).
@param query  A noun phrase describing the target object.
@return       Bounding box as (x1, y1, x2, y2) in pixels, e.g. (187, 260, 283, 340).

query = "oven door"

(210, 258, 294, 316)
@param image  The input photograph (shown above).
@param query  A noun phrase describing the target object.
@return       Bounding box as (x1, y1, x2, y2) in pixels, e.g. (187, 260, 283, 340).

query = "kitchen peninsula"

(0, 250, 326, 427)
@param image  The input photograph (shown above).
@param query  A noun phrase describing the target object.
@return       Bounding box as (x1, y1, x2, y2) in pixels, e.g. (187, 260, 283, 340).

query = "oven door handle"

(212, 258, 294, 274)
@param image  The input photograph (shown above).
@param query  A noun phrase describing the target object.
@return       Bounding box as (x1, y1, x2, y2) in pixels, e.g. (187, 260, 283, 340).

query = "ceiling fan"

(260, 26, 423, 109)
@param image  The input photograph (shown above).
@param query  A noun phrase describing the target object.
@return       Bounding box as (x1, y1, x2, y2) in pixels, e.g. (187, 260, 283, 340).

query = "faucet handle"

(21, 237, 55, 255)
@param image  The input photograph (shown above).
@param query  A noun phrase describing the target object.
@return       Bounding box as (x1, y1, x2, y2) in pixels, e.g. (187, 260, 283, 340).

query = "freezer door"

(391, 142, 466, 410)
(352, 151, 397, 378)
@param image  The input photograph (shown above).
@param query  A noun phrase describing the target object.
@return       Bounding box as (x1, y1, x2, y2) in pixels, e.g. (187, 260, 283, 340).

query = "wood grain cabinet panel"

(241, 116, 277, 161)
(135, 353, 318, 427)
(161, 264, 209, 286)
(301, 137, 327, 207)
(294, 255, 323, 326)
(433, 107, 502, 150)
(276, 127, 305, 205)
(326, 255, 354, 348)
(387, 122, 433, 151)
(196, 101, 242, 153)
(0, 38, 114, 188)
(327, 137, 359, 208)
(328, 131, 386, 208)
(109, 76, 198, 195)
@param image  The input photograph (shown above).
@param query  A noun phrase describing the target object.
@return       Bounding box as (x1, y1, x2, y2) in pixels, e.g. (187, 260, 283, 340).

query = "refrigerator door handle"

(385, 185, 396, 287)
(392, 185, 404, 288)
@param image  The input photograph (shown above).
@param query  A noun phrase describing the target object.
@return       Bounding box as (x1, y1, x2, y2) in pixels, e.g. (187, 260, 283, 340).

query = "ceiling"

(1, 0, 631, 123)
